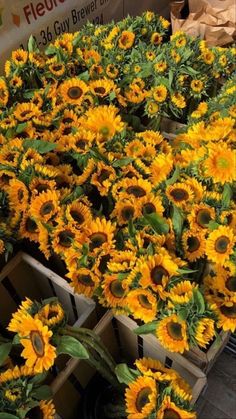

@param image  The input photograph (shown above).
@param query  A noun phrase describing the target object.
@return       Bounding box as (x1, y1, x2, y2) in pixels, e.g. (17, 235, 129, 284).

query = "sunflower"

(140, 253, 178, 295)
(191, 102, 208, 119)
(150, 153, 173, 185)
(203, 143, 236, 184)
(49, 62, 65, 77)
(37, 302, 65, 328)
(106, 64, 119, 79)
(83, 49, 101, 64)
(91, 162, 116, 196)
(154, 61, 167, 72)
(107, 250, 137, 273)
(9, 75, 23, 89)
(29, 178, 56, 196)
(139, 194, 164, 217)
(166, 183, 193, 207)
(102, 273, 128, 307)
(157, 395, 196, 419)
(65, 201, 92, 227)
(8, 298, 34, 333)
(213, 297, 236, 332)
(0, 78, 9, 107)
(152, 85, 167, 102)
(80, 105, 125, 141)
(168, 281, 196, 304)
(89, 78, 116, 97)
(68, 267, 99, 297)
(194, 318, 215, 348)
(11, 49, 28, 66)
(27, 400, 56, 419)
(0, 240, 5, 255)
(151, 32, 163, 45)
(75, 159, 95, 186)
(0, 365, 34, 383)
(125, 375, 157, 419)
(85, 217, 116, 254)
(112, 177, 152, 200)
(125, 139, 146, 158)
(182, 230, 206, 262)
(7, 179, 29, 210)
(126, 289, 157, 322)
(205, 225, 235, 265)
(190, 79, 204, 93)
(30, 190, 59, 222)
(171, 92, 186, 109)
(135, 358, 175, 382)
(13, 102, 40, 122)
(156, 314, 189, 353)
(188, 204, 215, 230)
(52, 223, 84, 255)
(172, 377, 193, 402)
(59, 78, 88, 105)
(112, 198, 139, 225)
(201, 49, 215, 64)
(118, 31, 135, 49)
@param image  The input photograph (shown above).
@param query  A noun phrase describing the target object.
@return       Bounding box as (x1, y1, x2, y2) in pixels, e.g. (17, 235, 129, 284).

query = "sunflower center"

(138, 294, 152, 309)
(40, 201, 54, 216)
(47, 308, 59, 320)
(68, 86, 83, 99)
(30, 331, 45, 357)
(187, 236, 200, 252)
(37, 184, 49, 193)
(90, 232, 107, 249)
(63, 126, 72, 135)
(97, 169, 110, 183)
(20, 110, 31, 118)
(75, 139, 86, 149)
(70, 210, 84, 224)
(100, 126, 110, 136)
(53, 64, 63, 72)
(98, 255, 111, 274)
(196, 209, 212, 227)
(163, 408, 181, 419)
(121, 206, 134, 221)
(151, 266, 168, 285)
(226, 277, 236, 292)
(26, 217, 38, 233)
(170, 188, 189, 202)
(127, 186, 146, 197)
(18, 189, 24, 201)
(110, 280, 125, 298)
(94, 87, 106, 95)
(220, 303, 236, 318)
(167, 322, 183, 341)
(27, 406, 44, 419)
(142, 203, 156, 215)
(135, 387, 152, 412)
(217, 157, 230, 169)
(78, 274, 94, 287)
(214, 236, 230, 254)
(58, 230, 75, 248)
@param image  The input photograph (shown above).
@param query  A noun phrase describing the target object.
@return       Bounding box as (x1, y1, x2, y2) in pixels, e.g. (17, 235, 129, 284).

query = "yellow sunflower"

(214, 298, 236, 332)
(7, 179, 29, 210)
(201, 49, 215, 64)
(168, 281, 196, 304)
(118, 31, 135, 49)
(0, 239, 5, 255)
(136, 130, 164, 146)
(126, 289, 157, 323)
(101, 273, 128, 307)
(59, 78, 88, 105)
(29, 178, 56, 196)
(67, 267, 99, 298)
(194, 318, 215, 348)
(135, 358, 176, 382)
(140, 254, 178, 295)
(190, 79, 204, 93)
(125, 375, 157, 419)
(0, 365, 34, 384)
(172, 377, 193, 402)
(0, 78, 9, 107)
(171, 92, 186, 109)
(138, 194, 164, 217)
(112, 198, 139, 225)
(205, 225, 235, 265)
(154, 61, 167, 72)
(10, 75, 23, 89)
(91, 162, 116, 196)
(166, 183, 193, 207)
(14, 103, 40, 121)
(112, 177, 152, 200)
(203, 143, 236, 184)
(36, 302, 65, 328)
(8, 298, 34, 333)
(65, 201, 92, 227)
(27, 400, 56, 419)
(152, 85, 167, 102)
(30, 190, 59, 222)
(182, 230, 206, 262)
(11, 49, 28, 66)
(49, 62, 65, 77)
(150, 153, 173, 185)
(106, 64, 119, 79)
(89, 78, 116, 97)
(85, 217, 116, 254)
(156, 314, 189, 353)
(107, 250, 136, 273)
(52, 223, 84, 255)
(157, 395, 196, 419)
(151, 32, 163, 45)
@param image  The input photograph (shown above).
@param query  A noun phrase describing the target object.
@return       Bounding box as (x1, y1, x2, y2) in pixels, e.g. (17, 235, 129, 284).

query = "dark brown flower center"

(68, 86, 83, 99)
(226, 277, 236, 292)
(127, 186, 146, 197)
(75, 139, 86, 149)
(97, 169, 111, 183)
(62, 126, 72, 135)
(58, 230, 75, 247)
(166, 321, 183, 341)
(142, 203, 156, 215)
(77, 274, 94, 287)
(30, 331, 45, 357)
(26, 217, 38, 233)
(18, 189, 24, 201)
(26, 406, 43, 419)
(151, 266, 168, 285)
(109, 280, 125, 298)
(37, 184, 49, 193)
(135, 387, 152, 412)
(187, 236, 200, 252)
(94, 86, 106, 95)
(70, 210, 85, 224)
(163, 408, 181, 419)
(90, 232, 107, 250)
(220, 303, 236, 318)
(121, 206, 134, 221)
(52, 64, 63, 72)
(170, 188, 189, 202)
(98, 254, 111, 274)
(196, 209, 212, 227)
(138, 294, 152, 309)
(215, 236, 230, 254)
(20, 110, 32, 118)
(40, 201, 54, 216)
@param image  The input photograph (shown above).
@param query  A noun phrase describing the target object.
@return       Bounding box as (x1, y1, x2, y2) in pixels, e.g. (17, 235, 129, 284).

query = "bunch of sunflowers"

(0, 298, 197, 418)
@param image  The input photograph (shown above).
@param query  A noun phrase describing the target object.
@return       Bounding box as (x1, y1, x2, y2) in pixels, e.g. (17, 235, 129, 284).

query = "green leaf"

(222, 184, 232, 208)
(12, 334, 20, 345)
(32, 385, 52, 400)
(134, 321, 158, 335)
(178, 268, 198, 275)
(45, 45, 58, 56)
(166, 166, 180, 186)
(0, 342, 12, 366)
(109, 91, 116, 101)
(0, 414, 19, 419)
(178, 308, 188, 321)
(61, 186, 83, 204)
(207, 221, 220, 231)
(112, 158, 133, 168)
(128, 219, 136, 238)
(28, 35, 39, 53)
(115, 364, 139, 385)
(42, 297, 58, 306)
(172, 205, 183, 240)
(168, 70, 174, 88)
(16, 123, 28, 134)
(78, 71, 89, 82)
(193, 289, 205, 314)
(57, 336, 89, 359)
(144, 213, 169, 235)
(211, 332, 222, 349)
(29, 372, 48, 385)
(23, 139, 57, 154)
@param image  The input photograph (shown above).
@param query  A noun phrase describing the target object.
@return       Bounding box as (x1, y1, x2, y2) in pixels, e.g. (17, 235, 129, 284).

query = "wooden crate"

(0, 251, 96, 330)
(160, 116, 187, 140)
(51, 311, 207, 418)
(184, 331, 230, 374)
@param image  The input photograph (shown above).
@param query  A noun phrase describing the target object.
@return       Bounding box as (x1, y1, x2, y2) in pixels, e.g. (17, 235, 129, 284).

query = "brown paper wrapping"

(171, 0, 236, 46)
